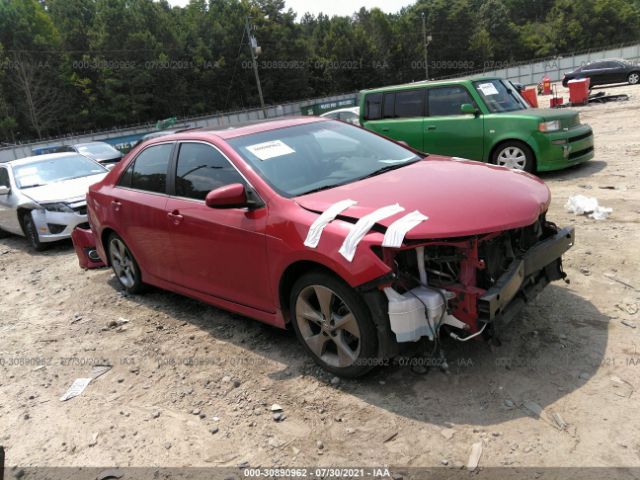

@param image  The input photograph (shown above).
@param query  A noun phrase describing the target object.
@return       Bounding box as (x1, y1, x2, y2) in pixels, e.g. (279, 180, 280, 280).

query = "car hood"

(525, 108, 581, 128)
(21, 174, 107, 204)
(295, 157, 550, 239)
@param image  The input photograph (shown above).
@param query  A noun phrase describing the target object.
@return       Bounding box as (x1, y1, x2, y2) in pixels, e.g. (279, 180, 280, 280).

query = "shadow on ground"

(104, 267, 608, 428)
(538, 159, 606, 182)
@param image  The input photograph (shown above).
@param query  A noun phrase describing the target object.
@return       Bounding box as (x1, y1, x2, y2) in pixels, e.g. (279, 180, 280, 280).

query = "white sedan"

(0, 153, 108, 251)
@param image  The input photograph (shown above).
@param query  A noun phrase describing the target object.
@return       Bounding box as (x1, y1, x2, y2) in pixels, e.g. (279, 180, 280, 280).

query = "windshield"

(77, 143, 120, 156)
(227, 121, 421, 197)
(474, 79, 529, 113)
(14, 155, 107, 189)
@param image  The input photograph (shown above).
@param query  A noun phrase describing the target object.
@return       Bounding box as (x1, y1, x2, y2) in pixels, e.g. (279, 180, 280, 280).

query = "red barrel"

(542, 75, 552, 95)
(521, 87, 539, 108)
(568, 78, 590, 105)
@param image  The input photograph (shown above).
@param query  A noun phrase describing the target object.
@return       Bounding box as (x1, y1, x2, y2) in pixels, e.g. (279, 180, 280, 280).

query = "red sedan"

(86, 117, 574, 377)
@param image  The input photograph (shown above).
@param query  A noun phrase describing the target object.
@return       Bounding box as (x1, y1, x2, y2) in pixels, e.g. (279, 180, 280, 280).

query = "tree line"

(1, 0, 639, 143)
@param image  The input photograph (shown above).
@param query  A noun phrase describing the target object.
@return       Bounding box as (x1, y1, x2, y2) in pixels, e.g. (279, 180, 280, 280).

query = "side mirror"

(460, 103, 479, 116)
(205, 183, 249, 209)
(0, 185, 10, 195)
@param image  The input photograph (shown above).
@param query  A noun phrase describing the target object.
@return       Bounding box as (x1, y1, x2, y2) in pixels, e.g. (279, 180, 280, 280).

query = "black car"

(562, 59, 640, 87)
(72, 142, 123, 165)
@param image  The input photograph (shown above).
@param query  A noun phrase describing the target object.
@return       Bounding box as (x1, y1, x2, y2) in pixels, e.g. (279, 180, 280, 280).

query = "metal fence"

(0, 92, 357, 162)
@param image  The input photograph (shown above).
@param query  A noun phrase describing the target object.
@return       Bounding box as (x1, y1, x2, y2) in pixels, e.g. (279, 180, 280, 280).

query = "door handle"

(381, 128, 390, 132)
(167, 210, 184, 225)
(426, 125, 436, 131)
(111, 200, 122, 211)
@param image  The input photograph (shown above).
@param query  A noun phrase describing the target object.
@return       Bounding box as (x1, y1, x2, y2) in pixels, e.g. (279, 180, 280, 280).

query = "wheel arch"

(16, 207, 32, 235)
(100, 227, 117, 266)
(489, 138, 537, 170)
(278, 260, 346, 326)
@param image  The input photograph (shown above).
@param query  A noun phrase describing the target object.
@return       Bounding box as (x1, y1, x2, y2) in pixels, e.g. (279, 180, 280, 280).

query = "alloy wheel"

(629, 73, 640, 85)
(109, 237, 136, 288)
(496, 146, 527, 170)
(294, 285, 361, 368)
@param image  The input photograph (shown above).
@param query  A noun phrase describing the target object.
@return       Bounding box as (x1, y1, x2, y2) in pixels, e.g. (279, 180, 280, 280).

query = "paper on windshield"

(477, 82, 499, 96)
(304, 199, 357, 248)
(382, 210, 429, 248)
(246, 140, 295, 160)
(339, 204, 405, 262)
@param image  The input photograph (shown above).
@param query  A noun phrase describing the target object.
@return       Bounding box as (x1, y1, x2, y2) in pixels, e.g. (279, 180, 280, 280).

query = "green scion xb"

(359, 77, 594, 172)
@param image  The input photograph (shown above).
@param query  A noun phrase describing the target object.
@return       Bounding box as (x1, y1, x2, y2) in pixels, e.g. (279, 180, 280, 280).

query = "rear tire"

(107, 233, 145, 294)
(22, 212, 47, 251)
(628, 72, 640, 85)
(289, 271, 379, 378)
(492, 141, 536, 173)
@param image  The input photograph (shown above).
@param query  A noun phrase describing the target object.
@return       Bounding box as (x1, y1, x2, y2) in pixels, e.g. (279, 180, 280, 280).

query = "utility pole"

(245, 17, 266, 117)
(421, 12, 432, 81)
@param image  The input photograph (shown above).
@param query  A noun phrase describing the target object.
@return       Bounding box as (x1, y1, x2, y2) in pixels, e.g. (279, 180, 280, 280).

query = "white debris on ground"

(565, 194, 613, 220)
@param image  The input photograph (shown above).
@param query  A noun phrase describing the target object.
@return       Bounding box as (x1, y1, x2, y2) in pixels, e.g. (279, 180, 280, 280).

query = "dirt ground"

(1, 82, 640, 475)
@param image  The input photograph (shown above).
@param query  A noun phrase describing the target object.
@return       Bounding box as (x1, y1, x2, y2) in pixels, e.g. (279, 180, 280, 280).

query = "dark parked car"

(562, 59, 640, 87)
(72, 142, 123, 165)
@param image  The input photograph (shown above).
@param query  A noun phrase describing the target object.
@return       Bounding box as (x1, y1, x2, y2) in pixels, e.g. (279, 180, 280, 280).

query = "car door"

(0, 166, 21, 233)
(112, 142, 177, 282)
(605, 61, 627, 84)
(582, 61, 607, 86)
(422, 85, 484, 160)
(164, 141, 272, 312)
(376, 89, 426, 151)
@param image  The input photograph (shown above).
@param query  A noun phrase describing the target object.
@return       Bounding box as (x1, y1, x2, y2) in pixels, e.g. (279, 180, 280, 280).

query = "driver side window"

(175, 143, 246, 201)
(0, 167, 9, 188)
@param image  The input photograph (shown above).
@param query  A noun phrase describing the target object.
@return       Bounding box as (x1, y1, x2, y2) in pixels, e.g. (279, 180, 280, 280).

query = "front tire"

(108, 233, 145, 294)
(290, 271, 379, 378)
(628, 72, 640, 85)
(22, 211, 47, 251)
(492, 141, 535, 173)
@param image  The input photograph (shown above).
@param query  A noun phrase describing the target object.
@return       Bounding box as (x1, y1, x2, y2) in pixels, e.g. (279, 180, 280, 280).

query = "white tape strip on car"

(304, 199, 357, 248)
(381, 210, 429, 248)
(339, 204, 405, 262)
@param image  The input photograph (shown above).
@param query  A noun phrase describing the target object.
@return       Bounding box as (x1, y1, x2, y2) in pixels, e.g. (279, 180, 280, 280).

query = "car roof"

(321, 107, 359, 116)
(156, 116, 329, 142)
(6, 152, 84, 166)
(360, 77, 499, 94)
(74, 141, 112, 147)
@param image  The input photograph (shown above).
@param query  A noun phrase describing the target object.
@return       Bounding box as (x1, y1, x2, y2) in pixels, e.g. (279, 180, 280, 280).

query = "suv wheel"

(22, 211, 47, 251)
(290, 272, 378, 378)
(108, 233, 145, 294)
(492, 141, 535, 172)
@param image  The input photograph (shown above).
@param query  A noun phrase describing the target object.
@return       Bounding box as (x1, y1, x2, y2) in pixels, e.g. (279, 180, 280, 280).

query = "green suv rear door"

(363, 88, 426, 151)
(422, 85, 484, 159)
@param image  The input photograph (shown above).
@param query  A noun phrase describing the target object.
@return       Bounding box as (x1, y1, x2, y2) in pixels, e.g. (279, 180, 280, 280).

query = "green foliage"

(0, 0, 639, 141)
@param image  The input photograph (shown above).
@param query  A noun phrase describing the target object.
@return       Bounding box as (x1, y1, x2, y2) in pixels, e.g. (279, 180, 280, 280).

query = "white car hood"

(21, 174, 106, 204)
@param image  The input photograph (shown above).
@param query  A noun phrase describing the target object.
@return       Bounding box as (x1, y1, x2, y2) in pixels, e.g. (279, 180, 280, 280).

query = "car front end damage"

(371, 216, 574, 348)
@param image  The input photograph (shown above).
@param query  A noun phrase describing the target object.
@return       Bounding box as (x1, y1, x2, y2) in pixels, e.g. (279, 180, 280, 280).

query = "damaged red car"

(85, 117, 574, 377)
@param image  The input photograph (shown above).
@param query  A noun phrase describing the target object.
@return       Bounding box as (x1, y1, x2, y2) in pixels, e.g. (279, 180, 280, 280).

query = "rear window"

(364, 93, 382, 120)
(395, 89, 425, 118)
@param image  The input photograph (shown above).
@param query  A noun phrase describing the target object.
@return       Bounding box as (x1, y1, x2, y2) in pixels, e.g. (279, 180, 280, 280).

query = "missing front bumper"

(478, 226, 575, 322)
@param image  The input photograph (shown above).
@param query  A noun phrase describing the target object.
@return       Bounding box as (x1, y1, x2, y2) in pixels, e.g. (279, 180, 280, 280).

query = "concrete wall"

(0, 92, 356, 162)
(467, 43, 640, 86)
